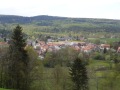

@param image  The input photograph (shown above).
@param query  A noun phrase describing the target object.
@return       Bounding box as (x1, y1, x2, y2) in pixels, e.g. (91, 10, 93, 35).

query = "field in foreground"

(0, 88, 10, 90)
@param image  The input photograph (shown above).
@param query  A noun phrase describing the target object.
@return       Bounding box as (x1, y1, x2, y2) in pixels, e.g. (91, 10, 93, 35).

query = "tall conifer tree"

(69, 58, 88, 90)
(7, 25, 29, 90)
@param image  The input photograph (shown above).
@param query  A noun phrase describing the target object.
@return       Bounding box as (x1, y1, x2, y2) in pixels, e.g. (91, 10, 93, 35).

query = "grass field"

(100, 38, 120, 43)
(0, 88, 10, 90)
(88, 38, 120, 44)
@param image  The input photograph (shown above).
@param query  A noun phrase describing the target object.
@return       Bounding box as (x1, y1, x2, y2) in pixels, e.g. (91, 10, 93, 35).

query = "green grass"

(87, 60, 118, 90)
(88, 60, 109, 67)
(100, 38, 120, 43)
(0, 88, 10, 90)
(88, 38, 120, 44)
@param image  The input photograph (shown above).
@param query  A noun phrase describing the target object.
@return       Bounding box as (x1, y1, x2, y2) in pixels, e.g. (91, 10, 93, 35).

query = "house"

(47, 39, 54, 42)
(117, 47, 120, 53)
(39, 41, 45, 45)
(73, 46, 81, 51)
(100, 44, 110, 50)
(58, 37, 66, 41)
(81, 43, 97, 53)
(41, 45, 49, 52)
(33, 43, 40, 50)
(83, 47, 92, 53)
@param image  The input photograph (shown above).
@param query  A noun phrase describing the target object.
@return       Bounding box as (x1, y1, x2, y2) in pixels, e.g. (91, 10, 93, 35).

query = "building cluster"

(0, 39, 120, 59)
(27, 40, 113, 59)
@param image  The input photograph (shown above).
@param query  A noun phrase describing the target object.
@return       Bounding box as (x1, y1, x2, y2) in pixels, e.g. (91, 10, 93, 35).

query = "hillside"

(0, 15, 120, 37)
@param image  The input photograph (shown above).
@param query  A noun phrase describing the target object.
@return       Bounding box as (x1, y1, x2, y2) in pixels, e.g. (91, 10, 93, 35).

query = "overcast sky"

(0, 0, 120, 19)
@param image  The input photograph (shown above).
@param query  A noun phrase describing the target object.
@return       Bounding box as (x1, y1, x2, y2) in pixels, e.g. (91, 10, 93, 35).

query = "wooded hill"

(0, 15, 120, 36)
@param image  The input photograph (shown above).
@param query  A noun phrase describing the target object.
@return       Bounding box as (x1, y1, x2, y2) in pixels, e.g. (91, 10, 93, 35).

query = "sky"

(0, 0, 120, 19)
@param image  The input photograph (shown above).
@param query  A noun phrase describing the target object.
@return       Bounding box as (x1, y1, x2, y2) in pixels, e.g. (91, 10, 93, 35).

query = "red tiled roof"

(0, 42, 8, 45)
(101, 44, 110, 48)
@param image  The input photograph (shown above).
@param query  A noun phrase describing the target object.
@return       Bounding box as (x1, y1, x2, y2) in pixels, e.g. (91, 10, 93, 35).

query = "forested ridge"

(0, 15, 120, 34)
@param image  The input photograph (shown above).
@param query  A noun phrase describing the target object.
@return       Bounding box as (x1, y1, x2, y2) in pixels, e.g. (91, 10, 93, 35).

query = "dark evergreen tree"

(7, 25, 29, 90)
(69, 58, 88, 90)
(4, 37, 6, 42)
(103, 47, 107, 54)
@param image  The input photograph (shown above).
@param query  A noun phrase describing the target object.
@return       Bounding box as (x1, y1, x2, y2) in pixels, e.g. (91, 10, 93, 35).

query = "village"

(0, 36, 120, 60)
(26, 38, 120, 59)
